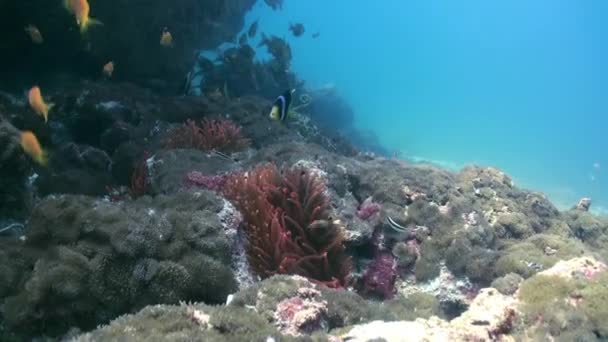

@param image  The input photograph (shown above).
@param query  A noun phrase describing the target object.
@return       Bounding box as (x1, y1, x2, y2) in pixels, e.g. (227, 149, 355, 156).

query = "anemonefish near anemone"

(269, 89, 294, 122)
(64, 0, 103, 33)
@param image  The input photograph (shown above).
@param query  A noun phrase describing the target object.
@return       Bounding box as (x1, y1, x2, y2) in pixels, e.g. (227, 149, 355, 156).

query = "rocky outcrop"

(73, 257, 608, 341)
(0, 191, 237, 339)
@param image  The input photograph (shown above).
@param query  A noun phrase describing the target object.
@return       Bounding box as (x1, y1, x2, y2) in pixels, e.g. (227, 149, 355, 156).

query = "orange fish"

(24, 25, 43, 44)
(19, 131, 47, 166)
(28, 86, 54, 123)
(64, 0, 103, 33)
(160, 28, 173, 47)
(102, 61, 114, 78)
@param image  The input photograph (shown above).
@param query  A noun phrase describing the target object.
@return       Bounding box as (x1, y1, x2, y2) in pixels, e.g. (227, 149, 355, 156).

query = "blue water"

(240, 0, 608, 214)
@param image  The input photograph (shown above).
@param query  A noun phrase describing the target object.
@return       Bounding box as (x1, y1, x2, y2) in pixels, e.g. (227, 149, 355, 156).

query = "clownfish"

(269, 89, 294, 122)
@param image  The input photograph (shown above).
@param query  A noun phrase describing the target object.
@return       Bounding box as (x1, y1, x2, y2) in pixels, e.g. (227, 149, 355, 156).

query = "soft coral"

(223, 164, 351, 287)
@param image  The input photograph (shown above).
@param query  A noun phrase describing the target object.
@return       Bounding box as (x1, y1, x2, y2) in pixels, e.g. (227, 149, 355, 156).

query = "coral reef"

(1, 20, 608, 338)
(356, 196, 381, 220)
(342, 287, 518, 342)
(74, 303, 282, 342)
(43, 256, 608, 341)
(358, 252, 398, 300)
(148, 149, 241, 196)
(0, 191, 236, 339)
(184, 171, 229, 192)
(515, 257, 608, 340)
(223, 164, 351, 287)
(228, 275, 441, 335)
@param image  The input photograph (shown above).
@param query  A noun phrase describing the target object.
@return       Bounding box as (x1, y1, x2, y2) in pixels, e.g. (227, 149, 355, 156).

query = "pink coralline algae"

(360, 252, 397, 300)
(184, 171, 227, 191)
(274, 287, 328, 336)
(356, 196, 381, 220)
(581, 261, 606, 280)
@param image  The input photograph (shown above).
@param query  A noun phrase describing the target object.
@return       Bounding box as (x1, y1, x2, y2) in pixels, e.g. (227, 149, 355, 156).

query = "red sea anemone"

(222, 164, 351, 288)
(163, 118, 250, 153)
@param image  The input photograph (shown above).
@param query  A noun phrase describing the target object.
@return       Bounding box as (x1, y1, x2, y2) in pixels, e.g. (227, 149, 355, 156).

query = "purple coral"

(356, 196, 381, 220)
(360, 252, 397, 300)
(184, 171, 227, 191)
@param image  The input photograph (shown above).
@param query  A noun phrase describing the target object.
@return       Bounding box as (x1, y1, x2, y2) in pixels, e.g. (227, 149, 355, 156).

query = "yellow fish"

(20, 131, 48, 166)
(64, 0, 103, 33)
(28, 86, 54, 123)
(160, 28, 173, 47)
(102, 61, 114, 78)
(24, 25, 43, 44)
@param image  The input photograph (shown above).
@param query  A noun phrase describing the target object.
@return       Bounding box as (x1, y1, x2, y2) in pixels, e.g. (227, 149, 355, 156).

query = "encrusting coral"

(223, 163, 351, 288)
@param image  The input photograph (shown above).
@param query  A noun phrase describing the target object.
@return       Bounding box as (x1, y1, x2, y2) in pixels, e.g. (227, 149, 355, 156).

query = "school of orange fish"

(19, 0, 173, 166)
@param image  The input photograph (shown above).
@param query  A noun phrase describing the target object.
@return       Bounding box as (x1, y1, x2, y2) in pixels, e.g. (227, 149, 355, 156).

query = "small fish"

(248, 20, 258, 38)
(471, 320, 490, 326)
(160, 27, 173, 47)
(24, 25, 43, 44)
(269, 89, 293, 121)
(386, 216, 409, 233)
(19, 131, 47, 166)
(312, 32, 320, 39)
(289, 23, 305, 37)
(102, 61, 114, 78)
(64, 0, 103, 33)
(28, 86, 54, 123)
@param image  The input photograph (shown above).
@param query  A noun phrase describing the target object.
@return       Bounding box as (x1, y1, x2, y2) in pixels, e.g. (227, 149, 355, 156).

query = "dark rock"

(100, 121, 133, 154)
(36, 143, 113, 196)
(111, 141, 145, 186)
(149, 149, 242, 195)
